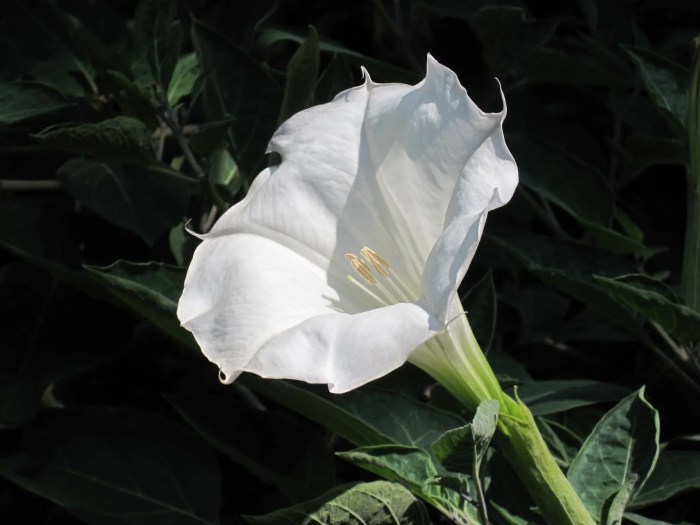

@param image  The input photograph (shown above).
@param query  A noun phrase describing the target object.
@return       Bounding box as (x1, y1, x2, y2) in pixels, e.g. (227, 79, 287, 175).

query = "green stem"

(683, 37, 700, 311)
(495, 396, 596, 525)
(414, 316, 595, 525)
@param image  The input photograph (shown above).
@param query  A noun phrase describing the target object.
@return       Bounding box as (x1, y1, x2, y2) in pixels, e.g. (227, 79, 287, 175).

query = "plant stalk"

(414, 316, 595, 525)
(495, 396, 596, 525)
(683, 37, 700, 311)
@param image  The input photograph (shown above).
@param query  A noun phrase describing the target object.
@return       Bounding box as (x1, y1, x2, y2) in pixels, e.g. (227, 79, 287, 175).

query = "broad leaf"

(0, 200, 81, 278)
(431, 399, 499, 474)
(0, 407, 220, 525)
(278, 25, 319, 124)
(240, 376, 393, 448)
(514, 379, 630, 416)
(167, 393, 334, 503)
(338, 445, 438, 496)
(0, 82, 71, 125)
(567, 388, 660, 521)
(242, 377, 466, 455)
(193, 20, 282, 180)
(462, 269, 497, 351)
(243, 481, 430, 525)
(335, 389, 466, 458)
(337, 445, 475, 522)
(625, 512, 693, 525)
(57, 159, 190, 246)
(489, 233, 646, 340)
(624, 46, 688, 136)
(257, 28, 419, 84)
(631, 450, 700, 508)
(134, 0, 181, 91)
(168, 52, 201, 107)
(315, 54, 355, 104)
(34, 116, 154, 162)
(105, 70, 160, 129)
(84, 260, 191, 346)
(595, 274, 700, 345)
(209, 148, 242, 204)
(511, 136, 643, 254)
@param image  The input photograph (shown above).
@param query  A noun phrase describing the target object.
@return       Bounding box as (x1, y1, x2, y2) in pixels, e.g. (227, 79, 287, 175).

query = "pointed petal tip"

(360, 66, 375, 88)
(184, 219, 207, 240)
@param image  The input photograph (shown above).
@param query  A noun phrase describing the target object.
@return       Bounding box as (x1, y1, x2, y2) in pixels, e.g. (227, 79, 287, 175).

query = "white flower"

(177, 55, 518, 401)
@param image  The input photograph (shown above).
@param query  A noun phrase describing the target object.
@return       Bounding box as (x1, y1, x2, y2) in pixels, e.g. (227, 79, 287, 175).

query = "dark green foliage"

(1, 1, 700, 524)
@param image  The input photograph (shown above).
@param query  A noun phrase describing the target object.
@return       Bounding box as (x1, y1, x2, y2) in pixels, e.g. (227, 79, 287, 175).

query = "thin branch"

(650, 320, 692, 363)
(0, 179, 62, 191)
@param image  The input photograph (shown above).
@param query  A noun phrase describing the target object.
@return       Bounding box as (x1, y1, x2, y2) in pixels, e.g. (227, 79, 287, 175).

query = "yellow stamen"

(360, 246, 389, 277)
(344, 254, 376, 284)
(347, 275, 388, 306)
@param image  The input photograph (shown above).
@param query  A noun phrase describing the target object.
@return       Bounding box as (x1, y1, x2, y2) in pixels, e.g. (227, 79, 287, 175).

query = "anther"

(360, 247, 389, 277)
(345, 253, 377, 284)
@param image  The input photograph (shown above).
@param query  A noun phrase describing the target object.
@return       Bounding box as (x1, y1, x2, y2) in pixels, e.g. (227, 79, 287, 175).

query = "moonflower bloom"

(177, 55, 518, 406)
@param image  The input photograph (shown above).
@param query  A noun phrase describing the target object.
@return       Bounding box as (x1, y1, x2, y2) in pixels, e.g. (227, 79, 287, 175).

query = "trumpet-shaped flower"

(177, 55, 518, 404)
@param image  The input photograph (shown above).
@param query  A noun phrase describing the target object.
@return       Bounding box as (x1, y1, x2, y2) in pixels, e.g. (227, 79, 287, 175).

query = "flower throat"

(345, 247, 418, 306)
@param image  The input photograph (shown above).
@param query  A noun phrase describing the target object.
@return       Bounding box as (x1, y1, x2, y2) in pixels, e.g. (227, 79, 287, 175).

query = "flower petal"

(243, 302, 435, 393)
(359, 55, 516, 277)
(421, 116, 518, 321)
(178, 233, 341, 381)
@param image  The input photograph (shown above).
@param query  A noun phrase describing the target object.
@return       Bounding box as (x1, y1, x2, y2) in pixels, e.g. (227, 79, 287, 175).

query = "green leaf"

(334, 389, 466, 458)
(84, 260, 192, 346)
(3, 1, 95, 96)
(462, 270, 497, 351)
(0, 82, 71, 125)
(168, 52, 201, 107)
(134, 0, 181, 91)
(209, 148, 242, 204)
(595, 274, 700, 344)
(57, 159, 189, 246)
(567, 388, 660, 521)
(511, 136, 643, 254)
(242, 480, 430, 525)
(167, 393, 334, 503)
(193, 20, 282, 180)
(105, 70, 160, 129)
(0, 200, 91, 292)
(0, 265, 132, 429)
(603, 475, 638, 525)
(34, 116, 154, 162)
(625, 512, 693, 525)
(242, 377, 466, 456)
(315, 54, 355, 104)
(257, 28, 419, 84)
(0, 407, 221, 525)
(240, 377, 393, 448)
(278, 25, 320, 124)
(624, 46, 689, 136)
(514, 379, 631, 416)
(624, 134, 686, 179)
(631, 450, 700, 507)
(536, 418, 580, 468)
(469, 6, 557, 77)
(431, 399, 499, 475)
(338, 445, 438, 497)
(338, 445, 477, 522)
(489, 233, 646, 339)
(169, 222, 198, 267)
(188, 119, 235, 158)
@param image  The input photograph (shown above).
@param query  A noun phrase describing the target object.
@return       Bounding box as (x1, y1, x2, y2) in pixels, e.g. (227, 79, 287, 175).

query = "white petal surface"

(245, 302, 435, 393)
(177, 233, 339, 382)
